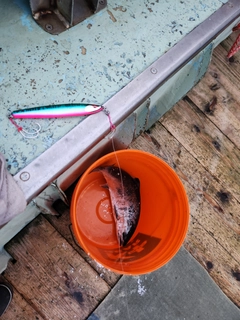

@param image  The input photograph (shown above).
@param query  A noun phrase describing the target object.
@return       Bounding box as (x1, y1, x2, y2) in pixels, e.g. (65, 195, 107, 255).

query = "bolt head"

(150, 67, 158, 74)
(45, 24, 53, 31)
(20, 172, 30, 181)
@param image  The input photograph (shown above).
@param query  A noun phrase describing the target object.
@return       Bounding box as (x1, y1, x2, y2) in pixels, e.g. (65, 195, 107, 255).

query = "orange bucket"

(70, 150, 189, 275)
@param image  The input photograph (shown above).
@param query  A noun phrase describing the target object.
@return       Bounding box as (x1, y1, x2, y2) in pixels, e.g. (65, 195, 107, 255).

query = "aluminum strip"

(14, 0, 240, 202)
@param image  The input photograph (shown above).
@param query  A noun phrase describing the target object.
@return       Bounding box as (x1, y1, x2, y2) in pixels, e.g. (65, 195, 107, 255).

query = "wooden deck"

(1, 33, 240, 319)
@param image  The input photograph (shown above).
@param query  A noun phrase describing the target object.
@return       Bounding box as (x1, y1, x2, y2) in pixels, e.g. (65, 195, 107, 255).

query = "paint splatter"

(137, 277, 146, 296)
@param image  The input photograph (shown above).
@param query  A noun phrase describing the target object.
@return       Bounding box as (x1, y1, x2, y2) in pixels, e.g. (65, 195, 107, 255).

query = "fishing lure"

(10, 103, 103, 119)
(227, 23, 240, 59)
(8, 103, 115, 138)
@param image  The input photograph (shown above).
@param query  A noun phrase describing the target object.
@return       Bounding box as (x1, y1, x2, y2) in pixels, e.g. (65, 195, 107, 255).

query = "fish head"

(91, 166, 122, 190)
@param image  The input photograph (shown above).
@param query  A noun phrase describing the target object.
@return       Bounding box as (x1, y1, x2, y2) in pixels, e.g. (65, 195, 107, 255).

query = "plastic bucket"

(70, 150, 189, 275)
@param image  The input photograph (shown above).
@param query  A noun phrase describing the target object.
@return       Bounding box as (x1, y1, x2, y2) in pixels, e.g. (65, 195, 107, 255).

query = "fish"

(94, 165, 140, 247)
(10, 104, 103, 119)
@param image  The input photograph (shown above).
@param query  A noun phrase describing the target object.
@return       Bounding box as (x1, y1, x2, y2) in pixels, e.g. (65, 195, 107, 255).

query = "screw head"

(150, 67, 158, 74)
(45, 24, 53, 31)
(20, 172, 30, 181)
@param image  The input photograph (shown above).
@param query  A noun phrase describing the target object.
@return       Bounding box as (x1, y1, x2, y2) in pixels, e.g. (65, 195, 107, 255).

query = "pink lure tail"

(227, 23, 240, 59)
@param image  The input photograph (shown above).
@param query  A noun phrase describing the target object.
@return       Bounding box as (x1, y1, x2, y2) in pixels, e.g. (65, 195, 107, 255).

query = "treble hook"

(9, 116, 41, 139)
(19, 122, 41, 139)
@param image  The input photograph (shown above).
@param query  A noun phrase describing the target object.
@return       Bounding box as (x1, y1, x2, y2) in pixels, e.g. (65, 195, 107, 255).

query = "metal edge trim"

(15, 0, 240, 201)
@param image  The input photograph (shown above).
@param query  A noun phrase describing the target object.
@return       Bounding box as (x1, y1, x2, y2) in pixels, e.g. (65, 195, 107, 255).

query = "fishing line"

(9, 116, 41, 139)
(104, 108, 131, 319)
(109, 132, 131, 318)
(102, 107, 124, 193)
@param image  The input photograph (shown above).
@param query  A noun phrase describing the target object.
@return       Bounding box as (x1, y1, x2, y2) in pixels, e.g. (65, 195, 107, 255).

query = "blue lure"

(10, 104, 103, 119)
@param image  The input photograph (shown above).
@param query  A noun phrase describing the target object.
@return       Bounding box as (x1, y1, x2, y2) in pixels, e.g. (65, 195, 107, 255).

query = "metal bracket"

(29, 0, 107, 34)
(33, 181, 69, 216)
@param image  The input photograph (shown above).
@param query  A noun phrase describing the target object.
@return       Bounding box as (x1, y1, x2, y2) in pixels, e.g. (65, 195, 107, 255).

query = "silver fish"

(94, 166, 140, 247)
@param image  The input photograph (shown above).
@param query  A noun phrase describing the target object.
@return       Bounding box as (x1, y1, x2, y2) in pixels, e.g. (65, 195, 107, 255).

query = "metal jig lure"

(8, 103, 115, 139)
(10, 103, 103, 119)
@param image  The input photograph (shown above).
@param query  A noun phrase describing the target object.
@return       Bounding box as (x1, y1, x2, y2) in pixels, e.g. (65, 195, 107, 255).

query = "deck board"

(130, 41, 240, 306)
(187, 48, 240, 149)
(2, 215, 110, 320)
(160, 99, 240, 201)
(131, 125, 240, 306)
(1, 34, 240, 318)
(0, 275, 43, 320)
(45, 200, 120, 287)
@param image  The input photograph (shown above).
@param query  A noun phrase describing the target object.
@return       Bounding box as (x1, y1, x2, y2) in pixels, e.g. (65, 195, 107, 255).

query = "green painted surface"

(146, 44, 213, 130)
(0, 0, 227, 175)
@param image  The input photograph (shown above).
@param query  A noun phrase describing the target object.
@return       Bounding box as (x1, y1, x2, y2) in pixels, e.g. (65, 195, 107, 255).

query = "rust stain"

(107, 10, 117, 22)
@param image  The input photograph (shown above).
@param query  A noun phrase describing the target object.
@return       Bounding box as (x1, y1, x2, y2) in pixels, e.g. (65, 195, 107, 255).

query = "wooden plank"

(184, 217, 240, 309)
(131, 126, 240, 236)
(187, 34, 240, 147)
(187, 67, 240, 149)
(130, 126, 240, 307)
(206, 60, 240, 124)
(46, 200, 120, 287)
(130, 127, 240, 257)
(4, 215, 110, 320)
(213, 32, 240, 89)
(160, 99, 240, 202)
(0, 275, 44, 320)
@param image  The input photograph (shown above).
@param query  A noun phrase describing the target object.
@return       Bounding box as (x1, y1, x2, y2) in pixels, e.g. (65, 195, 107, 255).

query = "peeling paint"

(137, 277, 146, 296)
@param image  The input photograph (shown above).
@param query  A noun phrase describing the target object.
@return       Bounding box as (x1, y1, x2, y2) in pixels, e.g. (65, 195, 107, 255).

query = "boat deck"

(1, 33, 240, 319)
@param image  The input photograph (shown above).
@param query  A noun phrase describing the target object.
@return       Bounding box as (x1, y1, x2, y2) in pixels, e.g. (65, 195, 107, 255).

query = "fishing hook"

(9, 116, 41, 139)
(8, 104, 115, 139)
(102, 106, 116, 133)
